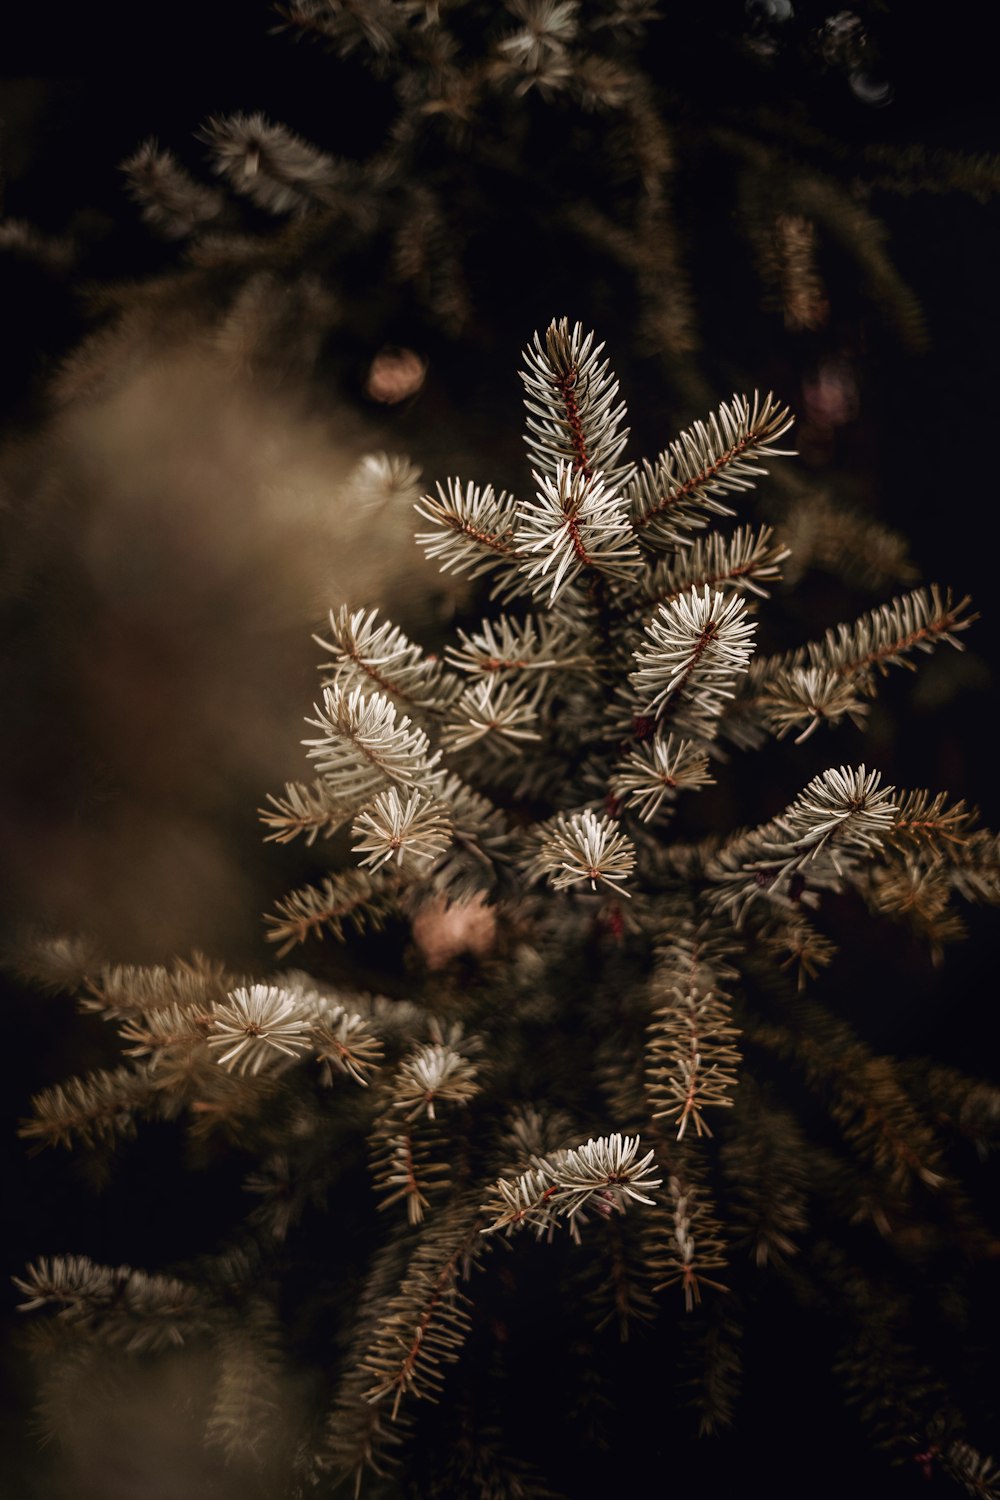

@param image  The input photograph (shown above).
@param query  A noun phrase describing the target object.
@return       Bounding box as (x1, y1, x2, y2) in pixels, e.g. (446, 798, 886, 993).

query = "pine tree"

(16, 319, 1000, 1497)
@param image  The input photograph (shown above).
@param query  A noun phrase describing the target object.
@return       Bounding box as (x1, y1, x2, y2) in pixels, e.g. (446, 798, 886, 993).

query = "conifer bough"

(18, 318, 1000, 1497)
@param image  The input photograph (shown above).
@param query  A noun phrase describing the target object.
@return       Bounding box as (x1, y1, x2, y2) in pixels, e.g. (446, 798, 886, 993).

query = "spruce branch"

(14, 1257, 205, 1353)
(19, 311, 1000, 1495)
(481, 1133, 661, 1238)
(309, 996, 384, 1086)
(362, 1205, 485, 1419)
(265, 868, 396, 955)
(199, 112, 350, 215)
(351, 787, 452, 872)
(208, 984, 314, 1075)
(627, 392, 794, 547)
(629, 585, 756, 739)
(748, 1006, 947, 1194)
(643, 1167, 729, 1310)
(721, 1084, 810, 1268)
(259, 778, 354, 845)
(121, 141, 225, 238)
(646, 983, 742, 1140)
(20, 1067, 158, 1151)
(118, 1001, 213, 1065)
(391, 1040, 480, 1122)
(371, 1121, 452, 1225)
(445, 611, 596, 700)
(416, 771, 512, 901)
(759, 911, 838, 991)
(304, 684, 438, 805)
(706, 764, 897, 918)
(345, 451, 423, 511)
(494, 1, 581, 91)
(529, 808, 637, 895)
(205, 1304, 288, 1463)
(277, 0, 410, 58)
(612, 733, 714, 823)
(413, 478, 521, 588)
(751, 664, 872, 744)
(318, 1239, 414, 1493)
(315, 605, 453, 711)
(520, 317, 632, 486)
(515, 461, 642, 603)
(81, 953, 236, 1020)
(440, 678, 542, 755)
(729, 586, 976, 746)
(887, 790, 980, 854)
(635, 524, 790, 611)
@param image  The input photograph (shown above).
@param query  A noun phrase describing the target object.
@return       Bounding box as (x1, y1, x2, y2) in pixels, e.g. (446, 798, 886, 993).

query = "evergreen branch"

(276, 0, 410, 58)
(319, 1241, 414, 1494)
(118, 1001, 213, 1064)
(259, 778, 354, 844)
(887, 790, 980, 854)
(496, 1102, 580, 1171)
(792, 171, 928, 351)
(445, 611, 596, 698)
(767, 212, 828, 331)
(528, 808, 637, 895)
(208, 984, 314, 1075)
(391, 1039, 480, 1122)
(635, 524, 790, 611)
(370, 1120, 452, 1225)
(706, 764, 897, 919)
(859, 862, 968, 960)
(777, 490, 917, 591)
(728, 586, 976, 745)
(199, 112, 351, 215)
(748, 1007, 947, 1194)
(688, 1294, 745, 1438)
(942, 1442, 1000, 1500)
(520, 318, 632, 486)
(902, 1061, 1000, 1159)
(418, 772, 512, 901)
(947, 830, 1000, 905)
(646, 982, 741, 1140)
(205, 1303, 287, 1461)
(580, 1213, 658, 1341)
(440, 678, 542, 755)
(758, 911, 838, 991)
(481, 1133, 661, 1238)
(315, 605, 454, 711)
(305, 684, 438, 805)
(264, 868, 397, 955)
(627, 392, 794, 547)
(494, 2, 581, 91)
(362, 1204, 485, 1419)
(515, 462, 642, 603)
(310, 995, 384, 1086)
(81, 953, 236, 1019)
(20, 1067, 158, 1151)
(352, 787, 452, 872)
(643, 1164, 729, 1310)
(14, 1257, 206, 1353)
(612, 733, 714, 823)
(747, 664, 872, 744)
(807, 584, 973, 682)
(630, 585, 756, 740)
(414, 478, 521, 586)
(121, 141, 225, 238)
(721, 1083, 810, 1268)
(861, 143, 1000, 203)
(343, 451, 423, 511)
